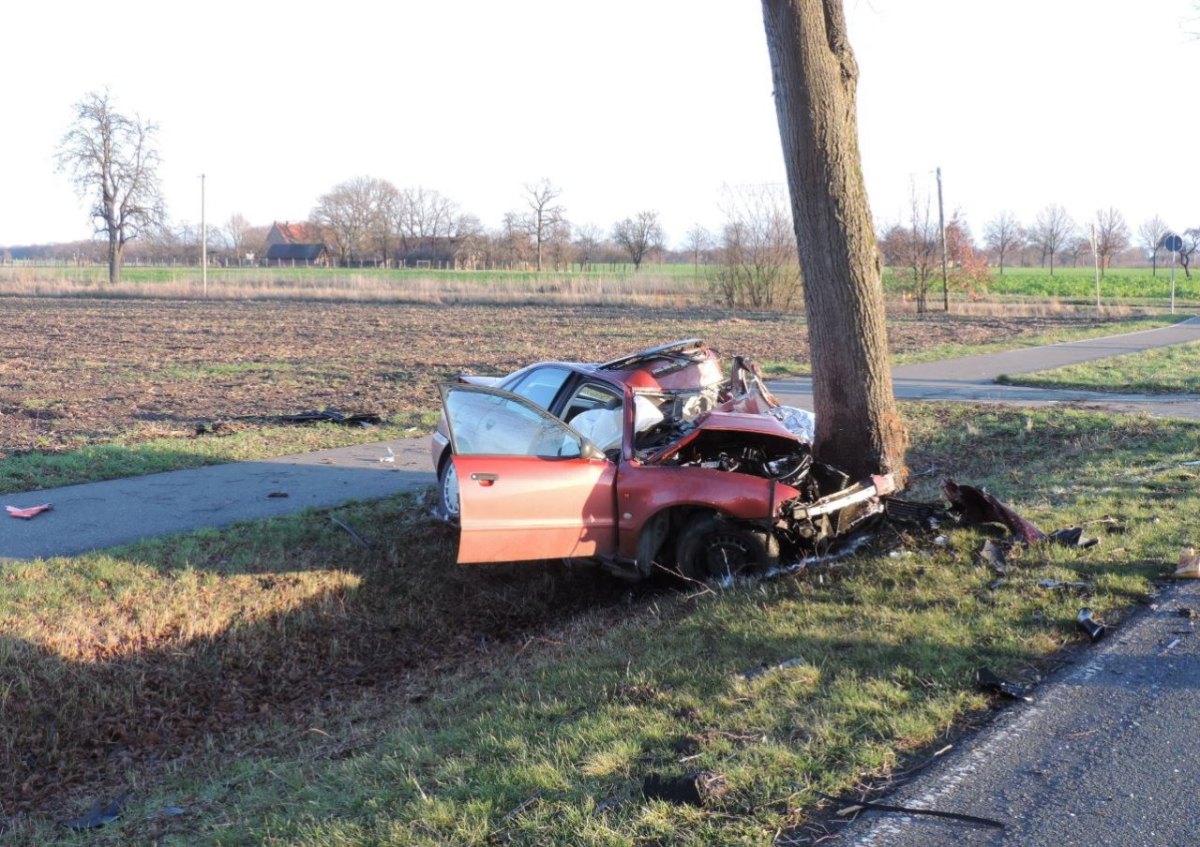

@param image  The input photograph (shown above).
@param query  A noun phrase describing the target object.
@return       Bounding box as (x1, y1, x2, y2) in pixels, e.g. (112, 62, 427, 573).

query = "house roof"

(266, 243, 326, 261)
(272, 221, 314, 244)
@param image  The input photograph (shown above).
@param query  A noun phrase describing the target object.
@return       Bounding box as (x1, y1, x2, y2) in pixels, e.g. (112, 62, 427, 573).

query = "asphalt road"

(834, 580, 1200, 847)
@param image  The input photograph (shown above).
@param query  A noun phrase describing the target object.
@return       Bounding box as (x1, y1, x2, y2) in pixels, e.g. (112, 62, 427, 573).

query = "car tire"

(438, 456, 460, 523)
(676, 515, 779, 582)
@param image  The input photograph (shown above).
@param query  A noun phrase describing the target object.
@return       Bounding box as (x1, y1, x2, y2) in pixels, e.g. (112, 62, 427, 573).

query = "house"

(264, 221, 329, 266)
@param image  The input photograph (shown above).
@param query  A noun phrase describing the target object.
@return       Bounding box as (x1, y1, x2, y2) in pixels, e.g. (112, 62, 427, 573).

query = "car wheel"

(676, 515, 779, 582)
(438, 457, 460, 523)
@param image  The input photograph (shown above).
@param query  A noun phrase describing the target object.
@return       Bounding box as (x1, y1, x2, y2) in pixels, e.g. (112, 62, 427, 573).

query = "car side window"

(562, 383, 622, 422)
(504, 366, 572, 410)
(444, 387, 583, 459)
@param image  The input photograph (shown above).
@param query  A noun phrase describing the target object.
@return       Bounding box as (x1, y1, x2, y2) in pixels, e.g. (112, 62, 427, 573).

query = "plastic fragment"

(975, 667, 1033, 702)
(6, 503, 52, 520)
(643, 770, 728, 806)
(1175, 548, 1200, 579)
(64, 793, 127, 831)
(943, 479, 1045, 544)
(1076, 608, 1106, 642)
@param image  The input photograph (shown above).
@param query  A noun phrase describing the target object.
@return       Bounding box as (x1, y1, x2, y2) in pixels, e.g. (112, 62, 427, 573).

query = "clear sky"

(2, 0, 1195, 250)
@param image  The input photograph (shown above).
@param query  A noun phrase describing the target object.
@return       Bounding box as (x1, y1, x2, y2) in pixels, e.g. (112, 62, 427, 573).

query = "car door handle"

(471, 472, 499, 485)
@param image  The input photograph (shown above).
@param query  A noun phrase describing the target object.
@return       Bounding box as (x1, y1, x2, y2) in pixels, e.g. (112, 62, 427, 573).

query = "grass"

(2, 402, 1196, 844)
(997, 340, 1200, 395)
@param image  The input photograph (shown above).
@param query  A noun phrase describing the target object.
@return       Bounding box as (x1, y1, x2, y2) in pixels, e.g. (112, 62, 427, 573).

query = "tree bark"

(761, 0, 907, 483)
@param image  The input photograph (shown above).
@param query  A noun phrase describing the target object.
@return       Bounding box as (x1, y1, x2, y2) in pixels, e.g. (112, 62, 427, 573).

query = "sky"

(2, 0, 1196, 250)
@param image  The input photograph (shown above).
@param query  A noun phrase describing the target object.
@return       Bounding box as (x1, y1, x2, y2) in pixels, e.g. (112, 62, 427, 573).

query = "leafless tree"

(311, 176, 398, 265)
(762, 0, 907, 481)
(1030, 204, 1074, 276)
(1066, 236, 1092, 268)
(982, 211, 1023, 275)
(521, 179, 564, 272)
(395, 187, 459, 254)
(573, 223, 603, 271)
(713, 184, 802, 310)
(684, 224, 712, 272)
(1138, 215, 1168, 276)
(225, 213, 257, 263)
(611, 210, 664, 270)
(878, 182, 939, 315)
(1179, 228, 1199, 279)
(55, 90, 165, 285)
(1093, 207, 1130, 278)
(545, 219, 574, 271)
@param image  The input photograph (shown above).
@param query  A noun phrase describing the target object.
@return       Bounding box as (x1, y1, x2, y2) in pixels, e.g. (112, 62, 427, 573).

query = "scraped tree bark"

(761, 0, 907, 483)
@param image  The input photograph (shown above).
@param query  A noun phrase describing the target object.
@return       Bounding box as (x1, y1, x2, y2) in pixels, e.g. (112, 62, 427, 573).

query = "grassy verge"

(0, 415, 435, 495)
(755, 315, 1176, 377)
(997, 339, 1200, 395)
(4, 403, 1197, 844)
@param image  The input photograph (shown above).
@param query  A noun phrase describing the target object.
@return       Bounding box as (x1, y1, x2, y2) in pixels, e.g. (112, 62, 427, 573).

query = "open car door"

(439, 384, 618, 564)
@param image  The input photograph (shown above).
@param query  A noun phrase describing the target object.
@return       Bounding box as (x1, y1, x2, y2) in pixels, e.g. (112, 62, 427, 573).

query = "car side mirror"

(580, 441, 608, 461)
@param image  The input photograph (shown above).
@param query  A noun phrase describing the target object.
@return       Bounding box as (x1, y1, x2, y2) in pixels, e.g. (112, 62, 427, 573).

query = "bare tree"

(1179, 228, 1199, 280)
(611, 210, 664, 270)
(982, 211, 1023, 274)
(761, 0, 907, 482)
(522, 179, 564, 272)
(684, 224, 712, 272)
(573, 223, 603, 271)
(713, 184, 802, 310)
(311, 176, 397, 265)
(1031, 204, 1074, 276)
(56, 90, 165, 285)
(225, 213, 257, 264)
(395, 186, 460, 255)
(1138, 215, 1168, 276)
(1093, 207, 1130, 277)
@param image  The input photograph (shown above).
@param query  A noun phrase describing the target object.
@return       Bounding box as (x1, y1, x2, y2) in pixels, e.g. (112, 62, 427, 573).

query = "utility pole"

(936, 167, 948, 311)
(200, 173, 207, 298)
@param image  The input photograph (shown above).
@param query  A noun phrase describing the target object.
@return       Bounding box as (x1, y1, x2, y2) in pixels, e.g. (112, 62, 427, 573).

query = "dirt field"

(0, 296, 1127, 456)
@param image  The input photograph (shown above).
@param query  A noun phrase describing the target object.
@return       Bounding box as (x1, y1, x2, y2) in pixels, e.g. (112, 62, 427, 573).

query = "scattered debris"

(380, 446, 396, 463)
(161, 806, 187, 818)
(6, 503, 52, 520)
(823, 793, 1005, 830)
(266, 491, 289, 499)
(331, 516, 371, 549)
(942, 480, 1045, 544)
(1048, 527, 1099, 549)
(1161, 638, 1182, 655)
(642, 770, 729, 807)
(977, 539, 1008, 575)
(64, 792, 127, 831)
(739, 657, 806, 680)
(884, 497, 943, 529)
(1177, 607, 1198, 619)
(1037, 579, 1094, 592)
(1076, 608, 1106, 642)
(1175, 548, 1200, 579)
(975, 667, 1033, 702)
(235, 409, 382, 427)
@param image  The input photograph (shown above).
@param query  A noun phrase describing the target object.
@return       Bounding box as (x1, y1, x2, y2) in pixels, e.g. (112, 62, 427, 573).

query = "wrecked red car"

(431, 339, 893, 581)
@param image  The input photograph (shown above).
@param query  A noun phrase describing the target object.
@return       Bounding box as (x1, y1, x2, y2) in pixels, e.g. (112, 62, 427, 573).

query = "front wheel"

(437, 456, 460, 523)
(675, 515, 779, 582)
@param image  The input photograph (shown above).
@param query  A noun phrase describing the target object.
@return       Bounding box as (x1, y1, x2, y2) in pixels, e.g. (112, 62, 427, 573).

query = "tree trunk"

(761, 0, 907, 483)
(107, 231, 121, 285)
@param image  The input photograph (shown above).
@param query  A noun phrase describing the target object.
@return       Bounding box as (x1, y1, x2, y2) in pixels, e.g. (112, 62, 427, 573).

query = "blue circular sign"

(1163, 233, 1184, 252)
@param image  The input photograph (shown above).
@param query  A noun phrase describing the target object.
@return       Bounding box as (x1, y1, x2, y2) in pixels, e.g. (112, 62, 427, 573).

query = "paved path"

(4, 316, 1200, 561)
(1, 438, 433, 561)
(770, 315, 1200, 419)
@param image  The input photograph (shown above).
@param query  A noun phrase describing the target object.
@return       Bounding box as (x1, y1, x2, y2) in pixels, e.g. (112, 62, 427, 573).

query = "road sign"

(1163, 233, 1184, 253)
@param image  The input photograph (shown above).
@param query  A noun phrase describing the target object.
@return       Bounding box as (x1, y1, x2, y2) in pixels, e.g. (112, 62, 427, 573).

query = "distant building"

(264, 221, 329, 265)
